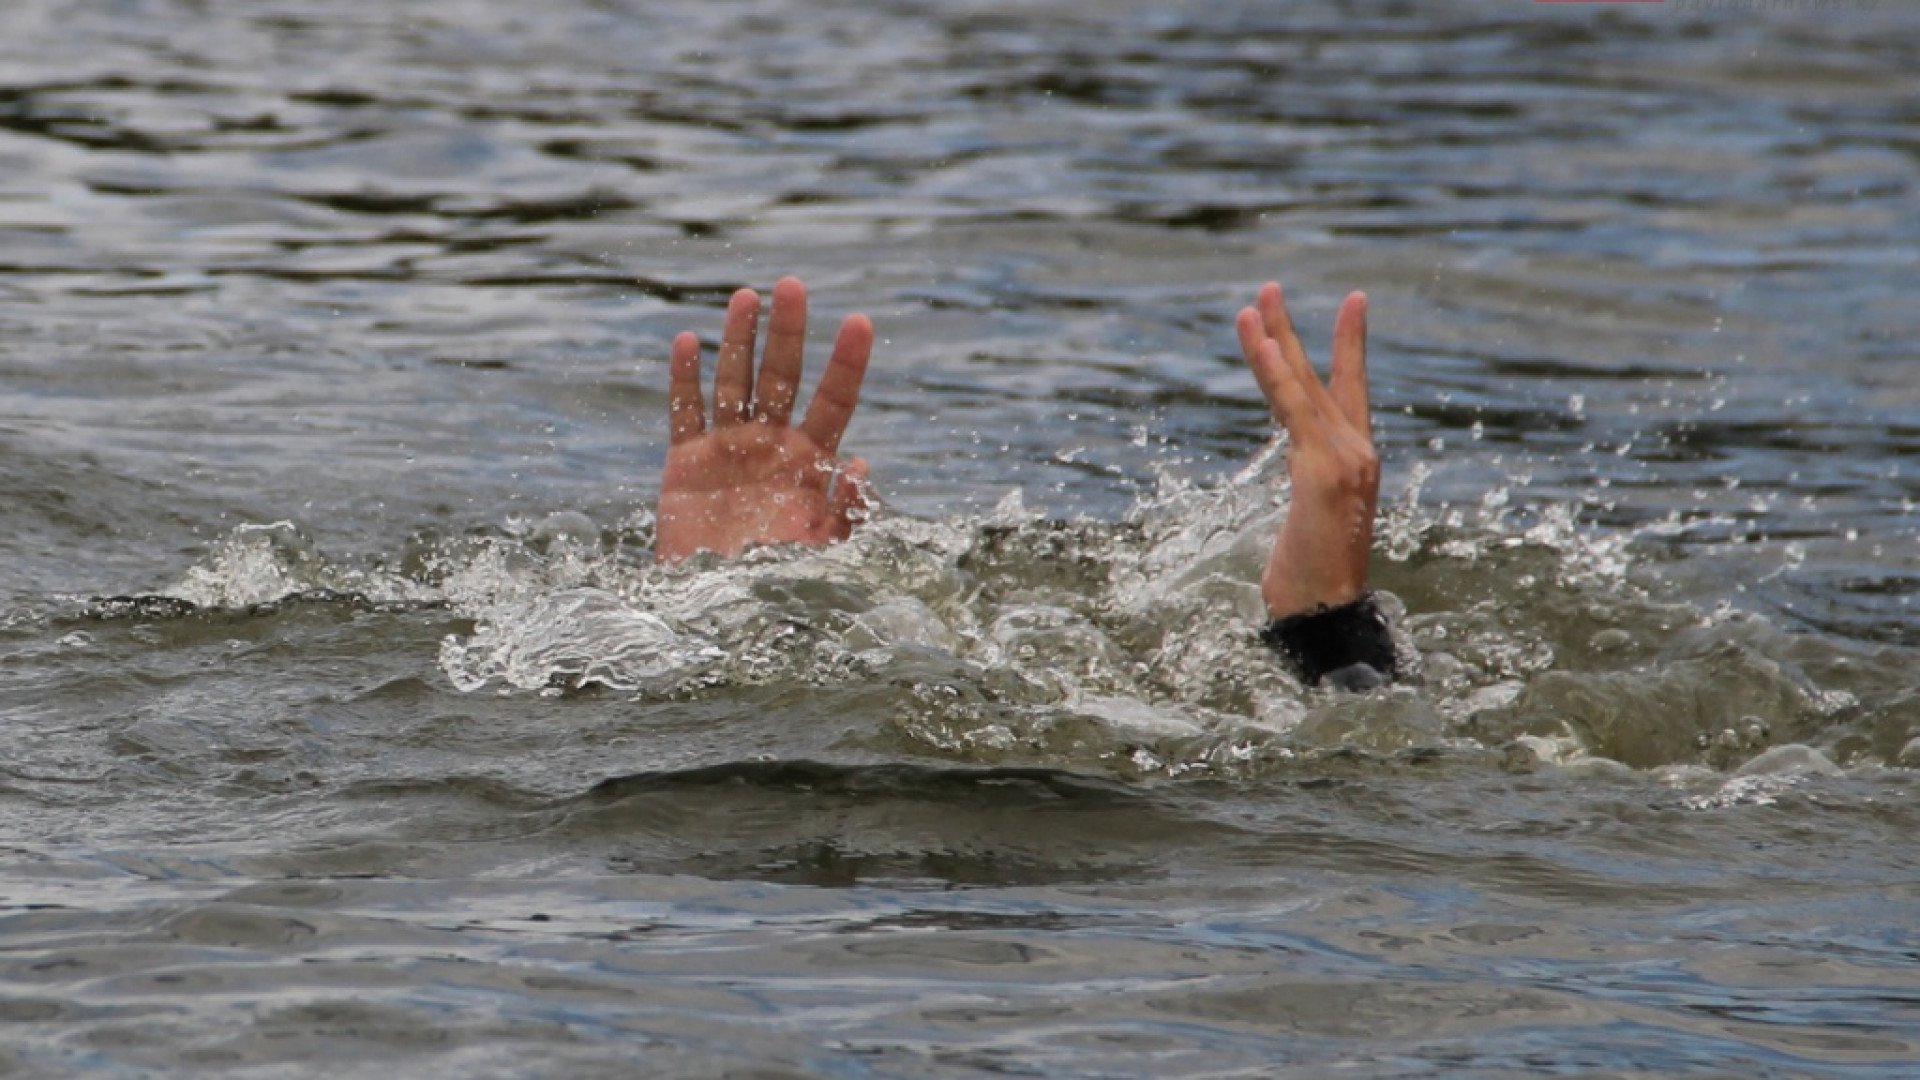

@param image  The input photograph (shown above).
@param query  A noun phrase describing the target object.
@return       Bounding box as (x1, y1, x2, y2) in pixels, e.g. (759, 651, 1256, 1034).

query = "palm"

(661, 426, 851, 555)
(655, 278, 873, 562)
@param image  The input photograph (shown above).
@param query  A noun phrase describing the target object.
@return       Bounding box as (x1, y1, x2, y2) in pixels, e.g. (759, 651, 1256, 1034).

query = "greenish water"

(2, 1, 1918, 1076)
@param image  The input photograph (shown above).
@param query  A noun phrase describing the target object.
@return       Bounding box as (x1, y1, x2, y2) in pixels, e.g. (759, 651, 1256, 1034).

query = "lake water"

(3, 0, 1918, 1076)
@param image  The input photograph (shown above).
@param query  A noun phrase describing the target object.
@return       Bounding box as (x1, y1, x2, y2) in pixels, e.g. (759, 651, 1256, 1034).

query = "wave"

(98, 447, 1917, 781)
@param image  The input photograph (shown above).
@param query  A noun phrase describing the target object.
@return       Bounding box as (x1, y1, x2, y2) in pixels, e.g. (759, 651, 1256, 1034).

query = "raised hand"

(655, 276, 875, 562)
(1236, 284, 1380, 619)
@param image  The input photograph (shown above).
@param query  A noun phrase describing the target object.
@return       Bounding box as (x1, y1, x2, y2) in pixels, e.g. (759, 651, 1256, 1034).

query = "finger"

(801, 313, 873, 456)
(1259, 339, 1325, 446)
(1330, 291, 1371, 435)
(827, 455, 871, 541)
(755, 276, 807, 425)
(1256, 282, 1315, 384)
(1237, 307, 1289, 420)
(1235, 303, 1267, 362)
(1260, 282, 1348, 431)
(712, 288, 760, 426)
(668, 331, 705, 445)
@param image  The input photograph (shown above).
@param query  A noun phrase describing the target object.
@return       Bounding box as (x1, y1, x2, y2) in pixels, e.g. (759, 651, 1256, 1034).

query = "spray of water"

(141, 450, 1901, 784)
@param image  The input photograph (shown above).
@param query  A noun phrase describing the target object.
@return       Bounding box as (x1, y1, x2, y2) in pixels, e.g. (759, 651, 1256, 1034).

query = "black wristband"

(1260, 592, 1398, 689)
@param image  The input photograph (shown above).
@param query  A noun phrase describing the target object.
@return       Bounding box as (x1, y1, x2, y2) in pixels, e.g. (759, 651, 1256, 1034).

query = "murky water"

(4, 0, 1919, 1075)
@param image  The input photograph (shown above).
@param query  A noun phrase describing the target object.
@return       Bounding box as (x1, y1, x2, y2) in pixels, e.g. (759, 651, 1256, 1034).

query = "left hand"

(1236, 283, 1380, 619)
(655, 276, 875, 562)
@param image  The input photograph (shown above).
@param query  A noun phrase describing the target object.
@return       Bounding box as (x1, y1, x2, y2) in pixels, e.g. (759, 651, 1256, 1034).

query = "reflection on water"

(3, 0, 1919, 1076)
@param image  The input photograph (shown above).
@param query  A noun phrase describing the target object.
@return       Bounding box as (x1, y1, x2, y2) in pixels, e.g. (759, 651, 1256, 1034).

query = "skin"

(1234, 284, 1379, 619)
(654, 276, 874, 562)
(656, 276, 1382, 624)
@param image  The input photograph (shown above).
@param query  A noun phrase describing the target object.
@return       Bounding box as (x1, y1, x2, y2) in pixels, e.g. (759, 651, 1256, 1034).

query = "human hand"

(655, 276, 875, 562)
(1235, 284, 1379, 619)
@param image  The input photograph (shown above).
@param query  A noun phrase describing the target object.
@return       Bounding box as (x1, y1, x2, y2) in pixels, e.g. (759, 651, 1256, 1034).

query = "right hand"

(655, 276, 875, 563)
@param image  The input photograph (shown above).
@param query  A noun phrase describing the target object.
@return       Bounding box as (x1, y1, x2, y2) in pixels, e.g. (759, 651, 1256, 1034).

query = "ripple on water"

(5, 0, 1920, 1076)
(67, 451, 1911, 788)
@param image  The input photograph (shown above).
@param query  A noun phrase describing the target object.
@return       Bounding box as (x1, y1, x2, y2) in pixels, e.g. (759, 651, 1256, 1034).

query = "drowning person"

(653, 275, 1397, 690)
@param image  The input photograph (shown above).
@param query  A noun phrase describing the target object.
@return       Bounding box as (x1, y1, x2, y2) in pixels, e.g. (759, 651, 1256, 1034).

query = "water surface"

(3, 0, 1919, 1076)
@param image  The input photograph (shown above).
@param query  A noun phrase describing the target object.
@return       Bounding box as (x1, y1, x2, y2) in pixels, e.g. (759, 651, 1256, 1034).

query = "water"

(3, 0, 1919, 1075)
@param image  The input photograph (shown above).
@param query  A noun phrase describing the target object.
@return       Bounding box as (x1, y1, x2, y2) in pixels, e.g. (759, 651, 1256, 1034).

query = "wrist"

(1262, 560, 1368, 620)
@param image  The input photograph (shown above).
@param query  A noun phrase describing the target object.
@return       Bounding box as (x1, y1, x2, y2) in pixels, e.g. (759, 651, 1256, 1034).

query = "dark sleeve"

(1260, 591, 1398, 690)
